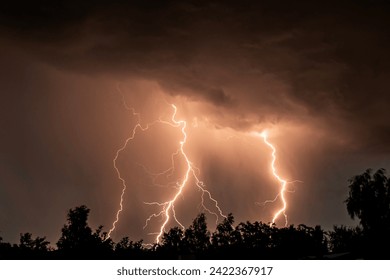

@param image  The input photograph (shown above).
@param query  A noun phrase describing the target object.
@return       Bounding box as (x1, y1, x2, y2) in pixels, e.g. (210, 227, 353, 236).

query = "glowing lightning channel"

(107, 101, 225, 242)
(258, 131, 288, 226)
(145, 104, 226, 244)
(107, 105, 162, 239)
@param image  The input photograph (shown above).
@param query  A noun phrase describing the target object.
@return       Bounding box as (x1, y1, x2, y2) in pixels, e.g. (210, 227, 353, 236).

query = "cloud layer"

(1, 0, 389, 243)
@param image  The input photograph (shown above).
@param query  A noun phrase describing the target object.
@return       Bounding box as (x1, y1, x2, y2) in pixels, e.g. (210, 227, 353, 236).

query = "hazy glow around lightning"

(107, 106, 158, 238)
(257, 130, 288, 226)
(148, 104, 225, 243)
(107, 99, 225, 243)
(152, 104, 191, 242)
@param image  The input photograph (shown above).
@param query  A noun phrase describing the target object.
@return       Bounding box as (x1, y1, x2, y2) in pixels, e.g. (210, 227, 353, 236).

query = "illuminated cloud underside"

(0, 1, 389, 244)
(107, 95, 293, 243)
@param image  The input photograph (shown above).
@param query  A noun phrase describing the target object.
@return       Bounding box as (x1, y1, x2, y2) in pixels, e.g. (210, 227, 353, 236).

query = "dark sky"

(1, 0, 389, 244)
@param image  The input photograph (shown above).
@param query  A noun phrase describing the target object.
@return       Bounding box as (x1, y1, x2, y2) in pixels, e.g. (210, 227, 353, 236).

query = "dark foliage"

(344, 168, 390, 258)
(0, 168, 389, 259)
(55, 205, 114, 259)
(328, 225, 363, 255)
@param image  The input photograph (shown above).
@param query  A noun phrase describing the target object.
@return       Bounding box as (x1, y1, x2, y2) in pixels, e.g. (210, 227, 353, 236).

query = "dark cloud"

(1, 1, 388, 140)
(1, 0, 390, 243)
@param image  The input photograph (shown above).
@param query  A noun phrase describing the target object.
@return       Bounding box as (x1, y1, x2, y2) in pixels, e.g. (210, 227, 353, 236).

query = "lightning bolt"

(107, 102, 162, 238)
(107, 99, 225, 242)
(256, 131, 289, 227)
(144, 104, 225, 243)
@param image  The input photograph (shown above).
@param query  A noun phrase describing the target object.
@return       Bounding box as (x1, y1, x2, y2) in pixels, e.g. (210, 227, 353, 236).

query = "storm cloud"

(0, 0, 389, 243)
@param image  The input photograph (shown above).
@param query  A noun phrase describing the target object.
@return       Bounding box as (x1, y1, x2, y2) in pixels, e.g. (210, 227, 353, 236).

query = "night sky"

(1, 0, 389, 244)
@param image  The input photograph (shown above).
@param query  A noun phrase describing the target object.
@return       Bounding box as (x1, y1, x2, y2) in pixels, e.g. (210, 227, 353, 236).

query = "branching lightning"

(107, 104, 163, 238)
(256, 131, 289, 226)
(106, 88, 296, 241)
(144, 104, 225, 243)
(107, 100, 225, 243)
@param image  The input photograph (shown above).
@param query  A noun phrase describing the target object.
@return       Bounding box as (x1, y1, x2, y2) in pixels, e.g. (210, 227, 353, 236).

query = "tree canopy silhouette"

(183, 213, 211, 258)
(1, 168, 390, 260)
(328, 225, 363, 255)
(345, 168, 390, 257)
(56, 205, 113, 258)
(345, 168, 390, 232)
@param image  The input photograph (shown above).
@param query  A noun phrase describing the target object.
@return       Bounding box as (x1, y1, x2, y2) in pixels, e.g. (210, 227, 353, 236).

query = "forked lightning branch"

(107, 100, 292, 242)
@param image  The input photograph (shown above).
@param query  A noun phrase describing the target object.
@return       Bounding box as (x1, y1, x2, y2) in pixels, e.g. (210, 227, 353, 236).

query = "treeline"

(0, 205, 382, 260)
(1, 168, 389, 259)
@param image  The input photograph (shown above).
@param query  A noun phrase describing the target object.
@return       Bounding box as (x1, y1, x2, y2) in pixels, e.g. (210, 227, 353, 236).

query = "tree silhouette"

(236, 221, 273, 258)
(345, 168, 390, 257)
(16, 232, 51, 258)
(328, 225, 363, 255)
(345, 168, 390, 232)
(4, 186, 390, 260)
(57, 205, 93, 251)
(211, 213, 239, 248)
(56, 205, 113, 258)
(0, 235, 13, 259)
(19, 232, 50, 252)
(92, 225, 115, 256)
(159, 226, 184, 258)
(115, 237, 145, 259)
(183, 213, 210, 257)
